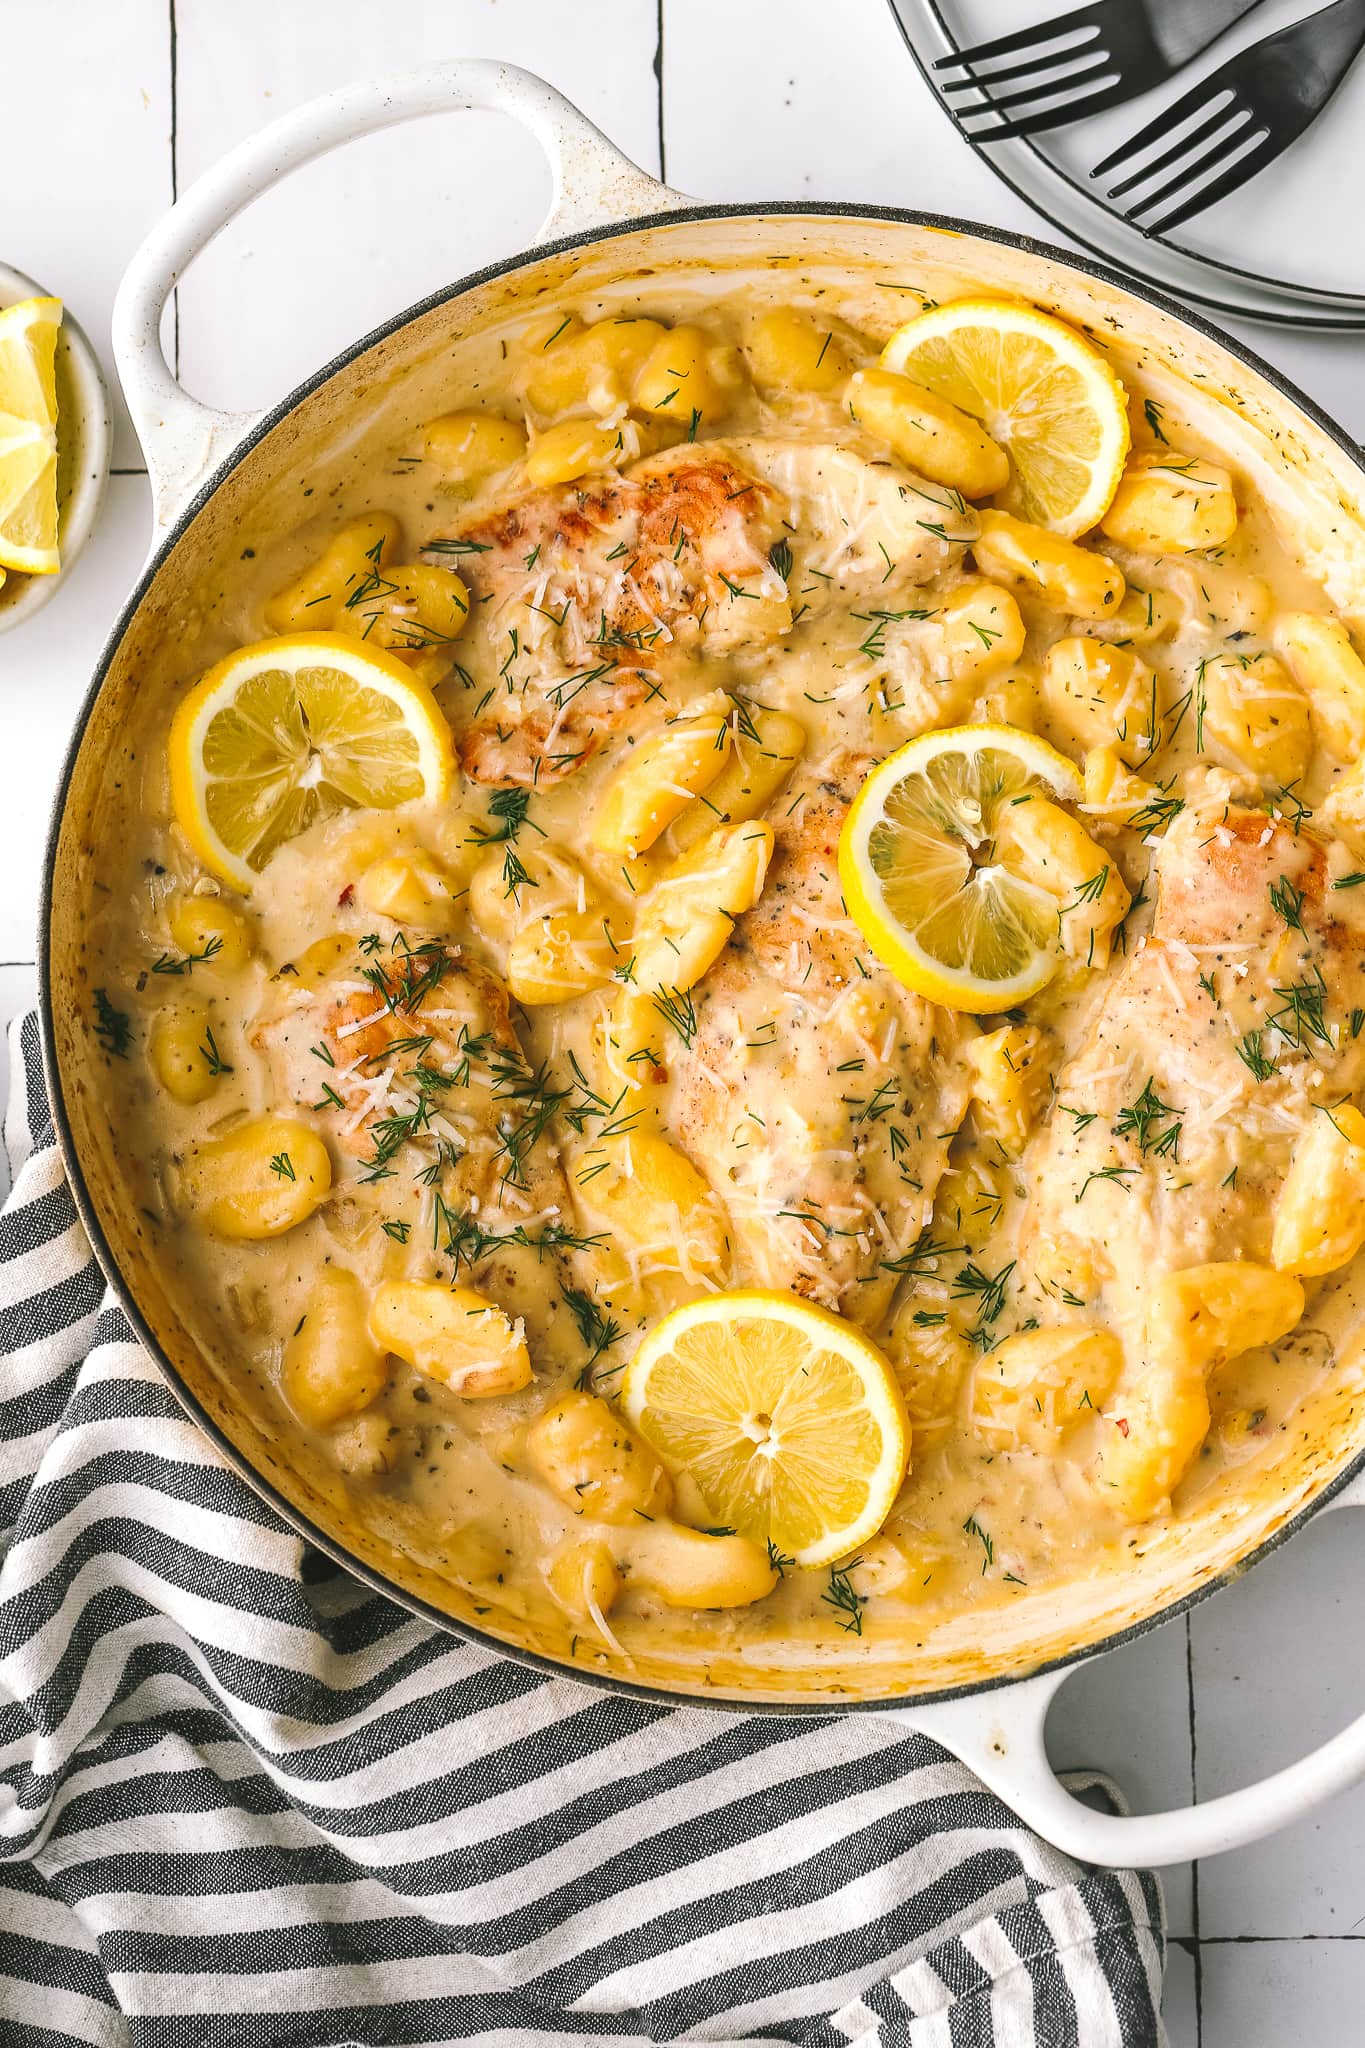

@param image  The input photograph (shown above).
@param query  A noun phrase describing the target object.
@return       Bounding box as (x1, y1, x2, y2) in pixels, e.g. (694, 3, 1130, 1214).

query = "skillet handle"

(112, 59, 688, 530)
(907, 1480, 1365, 1869)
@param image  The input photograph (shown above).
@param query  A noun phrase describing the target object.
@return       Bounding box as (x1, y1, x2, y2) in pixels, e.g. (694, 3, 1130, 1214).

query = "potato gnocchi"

(87, 277, 1365, 1674)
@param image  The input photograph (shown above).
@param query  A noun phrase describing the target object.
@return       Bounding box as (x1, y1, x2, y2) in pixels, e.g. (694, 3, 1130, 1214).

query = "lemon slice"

(0, 295, 61, 575)
(169, 632, 454, 890)
(839, 723, 1084, 1013)
(622, 1289, 909, 1568)
(881, 298, 1129, 538)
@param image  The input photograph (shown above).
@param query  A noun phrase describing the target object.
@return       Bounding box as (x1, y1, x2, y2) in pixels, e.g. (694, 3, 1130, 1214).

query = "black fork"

(933, 0, 1267, 141)
(1092, 0, 1365, 233)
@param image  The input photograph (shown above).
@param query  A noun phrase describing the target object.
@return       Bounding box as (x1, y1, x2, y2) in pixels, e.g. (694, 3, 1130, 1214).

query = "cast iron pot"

(40, 59, 1365, 1869)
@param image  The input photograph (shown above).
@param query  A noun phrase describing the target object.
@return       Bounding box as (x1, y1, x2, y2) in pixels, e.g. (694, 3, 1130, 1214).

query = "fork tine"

(940, 43, 1109, 94)
(960, 76, 1129, 141)
(1104, 104, 1245, 200)
(1090, 74, 1233, 181)
(932, 10, 1101, 73)
(1146, 127, 1278, 233)
(1123, 108, 1254, 218)
(954, 55, 1116, 122)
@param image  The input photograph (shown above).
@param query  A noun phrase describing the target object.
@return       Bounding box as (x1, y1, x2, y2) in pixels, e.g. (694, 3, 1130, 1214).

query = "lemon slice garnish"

(169, 632, 454, 891)
(839, 722, 1085, 1013)
(881, 298, 1129, 538)
(0, 295, 61, 576)
(622, 1289, 909, 1568)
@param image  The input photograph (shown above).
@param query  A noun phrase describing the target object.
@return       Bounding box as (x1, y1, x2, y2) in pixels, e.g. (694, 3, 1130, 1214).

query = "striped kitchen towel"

(0, 1011, 1167, 2047)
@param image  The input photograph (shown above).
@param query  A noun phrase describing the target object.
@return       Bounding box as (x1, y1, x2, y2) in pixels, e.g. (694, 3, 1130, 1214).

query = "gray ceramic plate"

(888, 0, 1365, 329)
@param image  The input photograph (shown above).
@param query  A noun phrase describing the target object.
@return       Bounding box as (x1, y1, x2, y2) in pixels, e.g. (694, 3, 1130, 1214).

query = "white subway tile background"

(3, 6, 1364, 2040)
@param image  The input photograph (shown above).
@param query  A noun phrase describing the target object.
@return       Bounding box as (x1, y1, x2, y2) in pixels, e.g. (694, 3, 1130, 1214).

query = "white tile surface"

(0, 473, 153, 962)
(0, 963, 38, 1202)
(172, 0, 662, 418)
(0, 0, 170, 466)
(1046, 1615, 1195, 1939)
(1162, 1942, 1199, 2048)
(1192, 1504, 1365, 1939)
(664, 0, 1035, 225)
(4, 4, 1365, 2039)
(1200, 1939, 1365, 2048)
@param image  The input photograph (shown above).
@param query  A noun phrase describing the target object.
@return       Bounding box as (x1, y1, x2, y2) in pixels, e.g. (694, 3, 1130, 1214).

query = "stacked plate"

(888, 0, 1365, 328)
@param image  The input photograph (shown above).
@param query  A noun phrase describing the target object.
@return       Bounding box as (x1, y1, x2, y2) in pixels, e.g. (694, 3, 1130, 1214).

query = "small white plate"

(0, 263, 112, 636)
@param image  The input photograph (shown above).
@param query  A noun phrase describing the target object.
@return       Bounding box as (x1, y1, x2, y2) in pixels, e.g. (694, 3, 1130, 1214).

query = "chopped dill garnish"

(151, 934, 222, 976)
(1269, 873, 1308, 937)
(1128, 789, 1184, 837)
(1266, 976, 1331, 1051)
(93, 989, 131, 1058)
(472, 786, 541, 846)
(1236, 1030, 1278, 1082)
(1067, 867, 1110, 907)
(822, 1560, 866, 1635)
(963, 1513, 995, 1573)
(952, 1258, 1015, 1346)
(199, 1025, 233, 1077)
(269, 1152, 295, 1181)
(882, 1229, 965, 1277)
(651, 985, 698, 1048)
(567, 1287, 623, 1385)
(1075, 1164, 1136, 1203)
(1113, 1076, 1181, 1156)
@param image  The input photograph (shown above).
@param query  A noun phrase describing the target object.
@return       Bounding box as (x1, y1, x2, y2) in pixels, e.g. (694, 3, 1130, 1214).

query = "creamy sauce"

(86, 280, 1365, 1677)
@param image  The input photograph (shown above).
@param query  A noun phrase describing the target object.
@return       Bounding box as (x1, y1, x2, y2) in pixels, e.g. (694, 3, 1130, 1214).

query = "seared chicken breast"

(1023, 800, 1365, 1319)
(445, 438, 976, 788)
(671, 761, 973, 1323)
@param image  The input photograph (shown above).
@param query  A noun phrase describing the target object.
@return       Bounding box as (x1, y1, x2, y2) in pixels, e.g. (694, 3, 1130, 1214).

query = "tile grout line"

(1199, 1935, 1365, 1944)
(654, 0, 666, 182)
(1186, 1612, 1203, 2046)
(168, 0, 180, 375)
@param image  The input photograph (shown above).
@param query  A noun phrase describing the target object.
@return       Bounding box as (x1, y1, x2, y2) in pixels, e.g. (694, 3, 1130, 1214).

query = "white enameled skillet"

(40, 60, 1365, 1870)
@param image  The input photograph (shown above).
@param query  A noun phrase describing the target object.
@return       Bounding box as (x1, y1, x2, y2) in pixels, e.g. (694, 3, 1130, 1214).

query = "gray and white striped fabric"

(0, 1011, 1167, 2046)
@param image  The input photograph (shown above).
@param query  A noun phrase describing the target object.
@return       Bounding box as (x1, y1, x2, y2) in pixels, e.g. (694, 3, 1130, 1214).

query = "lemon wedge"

(169, 632, 454, 890)
(839, 723, 1085, 1013)
(622, 1289, 909, 1568)
(0, 295, 61, 576)
(881, 298, 1129, 538)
